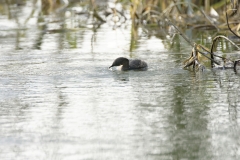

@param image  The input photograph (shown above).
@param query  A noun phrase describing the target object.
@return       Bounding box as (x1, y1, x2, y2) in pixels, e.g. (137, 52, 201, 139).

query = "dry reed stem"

(226, 10, 240, 38)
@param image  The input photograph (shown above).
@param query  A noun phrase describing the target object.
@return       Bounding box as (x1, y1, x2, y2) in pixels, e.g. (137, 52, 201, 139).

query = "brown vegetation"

(1, 0, 240, 70)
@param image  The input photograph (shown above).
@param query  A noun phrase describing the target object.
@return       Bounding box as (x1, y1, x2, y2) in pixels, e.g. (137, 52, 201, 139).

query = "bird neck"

(121, 59, 129, 70)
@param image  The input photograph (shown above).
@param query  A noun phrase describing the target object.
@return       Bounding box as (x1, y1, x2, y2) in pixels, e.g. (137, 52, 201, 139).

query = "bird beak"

(109, 65, 113, 69)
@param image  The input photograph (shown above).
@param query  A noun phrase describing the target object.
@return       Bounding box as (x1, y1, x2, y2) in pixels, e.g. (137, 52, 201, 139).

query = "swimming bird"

(109, 57, 148, 71)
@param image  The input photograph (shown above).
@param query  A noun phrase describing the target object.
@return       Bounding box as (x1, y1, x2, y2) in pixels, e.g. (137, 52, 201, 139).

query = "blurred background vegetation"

(0, 0, 239, 52)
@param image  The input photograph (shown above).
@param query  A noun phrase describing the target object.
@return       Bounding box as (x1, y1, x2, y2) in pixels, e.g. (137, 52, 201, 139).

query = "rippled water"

(1, 9, 240, 160)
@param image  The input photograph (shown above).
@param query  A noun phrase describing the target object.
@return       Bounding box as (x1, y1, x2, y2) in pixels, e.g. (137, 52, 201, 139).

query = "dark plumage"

(109, 57, 148, 71)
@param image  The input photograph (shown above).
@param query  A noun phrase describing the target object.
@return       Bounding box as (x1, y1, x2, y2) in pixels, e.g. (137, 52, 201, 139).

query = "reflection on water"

(0, 46, 240, 159)
(0, 1, 240, 160)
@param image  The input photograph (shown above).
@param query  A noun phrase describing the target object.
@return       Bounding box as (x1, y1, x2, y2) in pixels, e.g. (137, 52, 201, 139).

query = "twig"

(91, 0, 106, 23)
(210, 35, 240, 67)
(162, 1, 219, 30)
(93, 9, 106, 23)
(211, 35, 240, 52)
(226, 10, 240, 38)
(166, 18, 220, 65)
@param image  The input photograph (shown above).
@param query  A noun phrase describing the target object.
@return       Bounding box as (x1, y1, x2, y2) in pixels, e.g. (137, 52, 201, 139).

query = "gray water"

(1, 3, 240, 160)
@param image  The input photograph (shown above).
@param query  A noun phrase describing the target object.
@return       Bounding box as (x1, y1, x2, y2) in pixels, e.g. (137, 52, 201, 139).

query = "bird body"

(109, 57, 148, 71)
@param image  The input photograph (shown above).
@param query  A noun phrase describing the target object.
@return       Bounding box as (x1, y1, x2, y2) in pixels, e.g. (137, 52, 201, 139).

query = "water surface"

(0, 3, 240, 160)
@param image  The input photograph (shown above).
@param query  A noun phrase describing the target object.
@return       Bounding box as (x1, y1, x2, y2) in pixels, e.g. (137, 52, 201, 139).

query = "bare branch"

(226, 11, 240, 38)
(166, 18, 220, 65)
